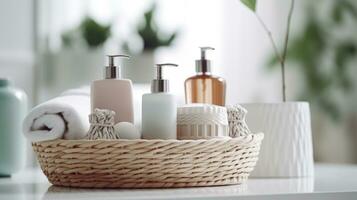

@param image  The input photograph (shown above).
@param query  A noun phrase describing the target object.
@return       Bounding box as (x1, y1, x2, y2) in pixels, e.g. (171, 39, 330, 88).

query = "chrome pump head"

(105, 54, 130, 79)
(195, 46, 215, 73)
(151, 63, 178, 93)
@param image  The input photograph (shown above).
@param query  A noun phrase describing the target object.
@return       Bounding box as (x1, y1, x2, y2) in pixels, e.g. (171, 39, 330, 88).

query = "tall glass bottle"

(185, 47, 226, 106)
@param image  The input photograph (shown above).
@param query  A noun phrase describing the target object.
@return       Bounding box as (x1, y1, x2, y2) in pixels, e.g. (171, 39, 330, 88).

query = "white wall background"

(36, 0, 294, 104)
(0, 0, 35, 105)
(1, 0, 297, 106)
(0, 0, 35, 166)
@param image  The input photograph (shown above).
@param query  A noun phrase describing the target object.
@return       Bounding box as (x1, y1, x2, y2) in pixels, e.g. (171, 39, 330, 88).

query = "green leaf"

(240, 0, 256, 12)
(137, 3, 178, 50)
(80, 17, 111, 48)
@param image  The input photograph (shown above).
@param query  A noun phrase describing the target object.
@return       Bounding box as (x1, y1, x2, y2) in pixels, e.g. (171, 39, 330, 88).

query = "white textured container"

(242, 102, 314, 177)
(177, 104, 229, 140)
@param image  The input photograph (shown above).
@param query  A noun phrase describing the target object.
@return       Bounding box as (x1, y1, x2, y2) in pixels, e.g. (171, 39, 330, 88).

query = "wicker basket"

(32, 133, 264, 188)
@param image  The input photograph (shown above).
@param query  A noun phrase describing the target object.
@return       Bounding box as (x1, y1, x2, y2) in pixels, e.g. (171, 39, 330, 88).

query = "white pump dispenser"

(142, 63, 178, 139)
(91, 54, 134, 124)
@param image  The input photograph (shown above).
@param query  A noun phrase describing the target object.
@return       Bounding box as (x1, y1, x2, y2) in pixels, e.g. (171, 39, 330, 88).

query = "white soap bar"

(114, 122, 141, 139)
(177, 103, 229, 140)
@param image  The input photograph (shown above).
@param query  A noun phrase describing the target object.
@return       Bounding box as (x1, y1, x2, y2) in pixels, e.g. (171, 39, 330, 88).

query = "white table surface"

(0, 164, 356, 200)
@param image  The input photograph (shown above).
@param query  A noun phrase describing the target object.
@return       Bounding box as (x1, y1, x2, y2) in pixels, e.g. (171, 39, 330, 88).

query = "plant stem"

(254, 0, 295, 102)
(281, 0, 295, 102)
(255, 14, 283, 64)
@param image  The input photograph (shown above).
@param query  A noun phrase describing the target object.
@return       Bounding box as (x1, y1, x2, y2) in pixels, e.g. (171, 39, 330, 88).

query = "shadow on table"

(42, 183, 248, 200)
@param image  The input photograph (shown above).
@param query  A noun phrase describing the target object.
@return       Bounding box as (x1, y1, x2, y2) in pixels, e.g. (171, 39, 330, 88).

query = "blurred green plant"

(124, 3, 178, 52)
(240, 0, 295, 102)
(269, 0, 357, 120)
(61, 16, 111, 49)
(80, 17, 111, 48)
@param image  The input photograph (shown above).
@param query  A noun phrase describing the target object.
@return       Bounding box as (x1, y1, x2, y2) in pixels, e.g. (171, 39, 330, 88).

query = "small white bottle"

(142, 63, 178, 139)
(91, 55, 134, 124)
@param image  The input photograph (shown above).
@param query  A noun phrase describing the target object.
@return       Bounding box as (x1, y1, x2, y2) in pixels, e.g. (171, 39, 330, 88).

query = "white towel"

(23, 87, 90, 142)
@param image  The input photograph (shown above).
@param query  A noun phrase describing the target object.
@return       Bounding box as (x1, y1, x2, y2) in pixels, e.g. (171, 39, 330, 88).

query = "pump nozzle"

(152, 63, 178, 93)
(196, 47, 215, 73)
(155, 63, 178, 80)
(199, 47, 215, 59)
(105, 54, 130, 79)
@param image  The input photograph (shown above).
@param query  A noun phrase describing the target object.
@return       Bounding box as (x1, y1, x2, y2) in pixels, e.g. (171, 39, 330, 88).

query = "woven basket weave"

(32, 133, 264, 188)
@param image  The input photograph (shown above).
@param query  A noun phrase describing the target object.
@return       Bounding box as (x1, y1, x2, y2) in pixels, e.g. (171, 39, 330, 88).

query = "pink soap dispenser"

(91, 54, 134, 123)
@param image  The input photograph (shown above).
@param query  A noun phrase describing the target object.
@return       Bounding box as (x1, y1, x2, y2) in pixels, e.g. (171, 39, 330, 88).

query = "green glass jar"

(0, 79, 27, 176)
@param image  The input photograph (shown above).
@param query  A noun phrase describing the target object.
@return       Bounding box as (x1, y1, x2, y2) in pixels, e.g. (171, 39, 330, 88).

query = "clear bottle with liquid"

(185, 47, 226, 106)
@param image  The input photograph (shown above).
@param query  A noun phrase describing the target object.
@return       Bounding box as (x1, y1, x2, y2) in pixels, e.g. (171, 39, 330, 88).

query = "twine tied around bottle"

(227, 105, 251, 137)
(86, 108, 119, 140)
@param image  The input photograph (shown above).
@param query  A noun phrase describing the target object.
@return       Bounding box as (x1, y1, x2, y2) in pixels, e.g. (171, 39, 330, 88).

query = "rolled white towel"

(23, 88, 90, 142)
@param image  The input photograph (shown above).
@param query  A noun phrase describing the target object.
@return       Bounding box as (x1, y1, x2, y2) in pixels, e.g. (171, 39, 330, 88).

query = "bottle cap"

(0, 78, 10, 87)
(105, 54, 130, 79)
(151, 63, 178, 93)
(195, 46, 215, 73)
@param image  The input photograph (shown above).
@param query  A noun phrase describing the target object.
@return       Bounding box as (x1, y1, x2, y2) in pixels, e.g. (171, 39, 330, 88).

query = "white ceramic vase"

(242, 102, 314, 177)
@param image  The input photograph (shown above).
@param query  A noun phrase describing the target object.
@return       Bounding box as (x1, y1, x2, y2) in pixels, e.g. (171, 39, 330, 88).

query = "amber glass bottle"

(184, 47, 226, 106)
(185, 73, 225, 106)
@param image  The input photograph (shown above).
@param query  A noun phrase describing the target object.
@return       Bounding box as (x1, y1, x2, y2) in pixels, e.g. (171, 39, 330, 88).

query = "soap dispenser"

(185, 47, 226, 106)
(91, 54, 134, 123)
(142, 63, 178, 139)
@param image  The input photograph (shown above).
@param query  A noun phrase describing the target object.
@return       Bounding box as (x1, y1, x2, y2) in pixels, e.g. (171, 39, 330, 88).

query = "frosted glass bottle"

(91, 79, 134, 123)
(142, 93, 176, 139)
(142, 63, 178, 139)
(0, 79, 27, 176)
(90, 55, 134, 123)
